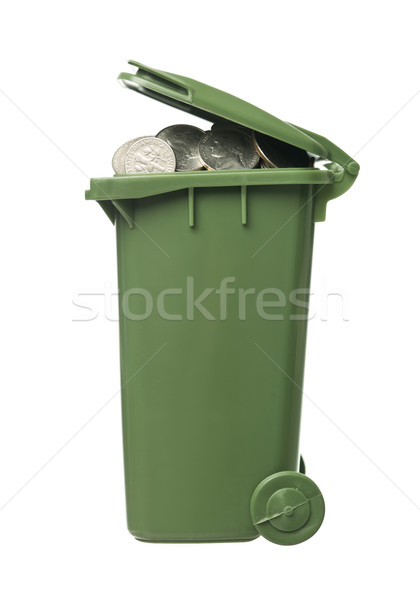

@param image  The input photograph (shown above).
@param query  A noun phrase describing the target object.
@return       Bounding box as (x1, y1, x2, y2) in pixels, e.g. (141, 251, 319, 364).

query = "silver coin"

(156, 124, 204, 171)
(198, 128, 260, 171)
(112, 137, 147, 174)
(125, 137, 176, 174)
(253, 131, 310, 168)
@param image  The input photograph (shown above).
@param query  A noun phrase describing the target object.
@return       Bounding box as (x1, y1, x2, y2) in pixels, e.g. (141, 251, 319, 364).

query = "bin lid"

(118, 60, 329, 158)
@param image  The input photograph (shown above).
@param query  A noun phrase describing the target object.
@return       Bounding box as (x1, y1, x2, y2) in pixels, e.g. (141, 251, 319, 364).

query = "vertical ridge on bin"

(188, 187, 195, 227)
(241, 186, 247, 225)
(111, 200, 135, 229)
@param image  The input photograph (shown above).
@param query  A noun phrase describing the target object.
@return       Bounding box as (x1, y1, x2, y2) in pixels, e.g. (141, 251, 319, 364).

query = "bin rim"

(86, 167, 335, 201)
(85, 166, 344, 224)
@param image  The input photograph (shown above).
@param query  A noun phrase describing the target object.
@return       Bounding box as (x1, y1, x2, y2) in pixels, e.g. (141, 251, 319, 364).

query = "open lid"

(118, 60, 360, 177)
(119, 60, 329, 157)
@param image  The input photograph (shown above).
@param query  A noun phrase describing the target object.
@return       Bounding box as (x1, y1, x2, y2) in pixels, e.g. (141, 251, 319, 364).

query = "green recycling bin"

(85, 60, 359, 545)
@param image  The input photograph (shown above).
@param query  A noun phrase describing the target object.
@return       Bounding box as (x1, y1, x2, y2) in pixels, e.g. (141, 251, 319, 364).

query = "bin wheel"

(250, 471, 325, 546)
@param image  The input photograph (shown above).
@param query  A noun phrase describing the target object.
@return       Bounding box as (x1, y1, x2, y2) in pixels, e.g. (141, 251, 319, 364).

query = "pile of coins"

(112, 124, 312, 175)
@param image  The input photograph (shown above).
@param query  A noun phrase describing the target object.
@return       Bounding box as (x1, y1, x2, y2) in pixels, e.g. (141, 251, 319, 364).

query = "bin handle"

(289, 123, 360, 221)
(118, 64, 193, 104)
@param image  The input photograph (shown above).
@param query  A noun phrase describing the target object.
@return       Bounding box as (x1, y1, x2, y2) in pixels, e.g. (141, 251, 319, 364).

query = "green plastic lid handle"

(291, 123, 360, 221)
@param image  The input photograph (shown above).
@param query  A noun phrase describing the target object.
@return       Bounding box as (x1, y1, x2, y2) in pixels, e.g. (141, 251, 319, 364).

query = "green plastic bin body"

(86, 61, 359, 545)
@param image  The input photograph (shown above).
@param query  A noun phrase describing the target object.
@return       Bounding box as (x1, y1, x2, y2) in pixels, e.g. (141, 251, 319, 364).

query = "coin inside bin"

(156, 124, 204, 171)
(112, 123, 312, 174)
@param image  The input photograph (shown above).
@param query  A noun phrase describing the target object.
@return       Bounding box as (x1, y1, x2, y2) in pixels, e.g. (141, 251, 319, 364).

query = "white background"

(1, 1, 419, 598)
